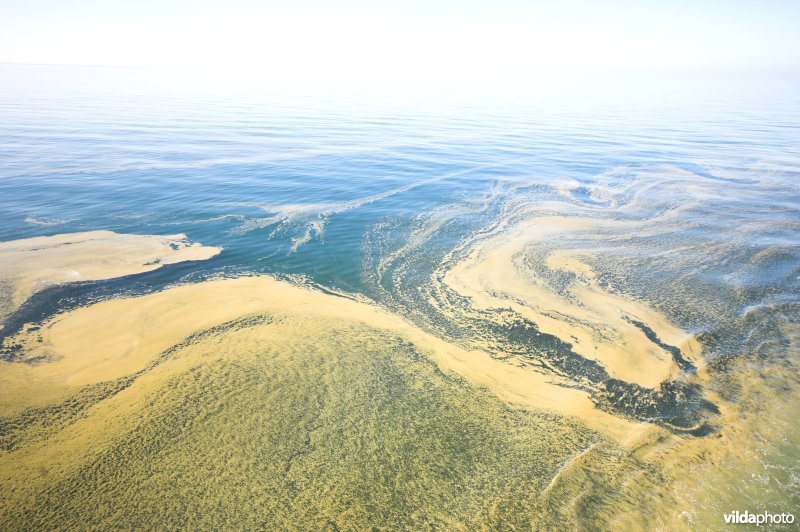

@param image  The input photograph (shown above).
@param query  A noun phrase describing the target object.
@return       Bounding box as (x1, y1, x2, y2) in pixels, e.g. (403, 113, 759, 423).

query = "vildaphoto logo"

(723, 511, 795, 526)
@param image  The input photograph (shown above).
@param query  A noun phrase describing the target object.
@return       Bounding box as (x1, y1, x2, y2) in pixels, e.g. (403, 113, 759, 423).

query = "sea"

(1, 63, 798, 527)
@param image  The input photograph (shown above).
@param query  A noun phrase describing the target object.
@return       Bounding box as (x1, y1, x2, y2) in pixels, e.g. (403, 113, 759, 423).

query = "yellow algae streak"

(0, 230, 221, 323)
(0, 276, 636, 439)
(441, 215, 700, 388)
(0, 275, 644, 529)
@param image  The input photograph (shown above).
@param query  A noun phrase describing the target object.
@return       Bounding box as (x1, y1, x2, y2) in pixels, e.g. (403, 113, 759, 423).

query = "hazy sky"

(2, 0, 798, 86)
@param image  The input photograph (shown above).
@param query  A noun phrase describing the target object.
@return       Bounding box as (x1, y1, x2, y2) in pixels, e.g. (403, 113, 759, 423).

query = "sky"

(1, 0, 798, 89)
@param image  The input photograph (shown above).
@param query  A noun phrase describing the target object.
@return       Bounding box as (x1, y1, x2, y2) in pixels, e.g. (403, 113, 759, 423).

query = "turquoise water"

(1, 64, 800, 520)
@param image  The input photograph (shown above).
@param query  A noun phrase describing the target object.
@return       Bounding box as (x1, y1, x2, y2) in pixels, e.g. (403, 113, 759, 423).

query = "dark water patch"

(0, 255, 234, 349)
(591, 379, 718, 435)
(481, 311, 718, 433)
(485, 311, 610, 384)
(625, 316, 696, 372)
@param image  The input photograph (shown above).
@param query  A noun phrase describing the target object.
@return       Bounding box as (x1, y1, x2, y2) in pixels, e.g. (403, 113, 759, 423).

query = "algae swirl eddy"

(1, 65, 799, 529)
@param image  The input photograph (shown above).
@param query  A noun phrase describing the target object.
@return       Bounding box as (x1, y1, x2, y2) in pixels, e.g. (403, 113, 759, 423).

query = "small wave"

(24, 216, 68, 226)
(232, 162, 505, 252)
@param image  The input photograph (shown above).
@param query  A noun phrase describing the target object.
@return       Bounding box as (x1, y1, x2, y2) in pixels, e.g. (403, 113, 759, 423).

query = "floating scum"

(0, 176, 797, 530)
(0, 230, 221, 326)
(0, 270, 628, 528)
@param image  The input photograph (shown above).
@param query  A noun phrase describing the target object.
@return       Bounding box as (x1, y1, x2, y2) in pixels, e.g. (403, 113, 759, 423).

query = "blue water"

(3, 65, 798, 296)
